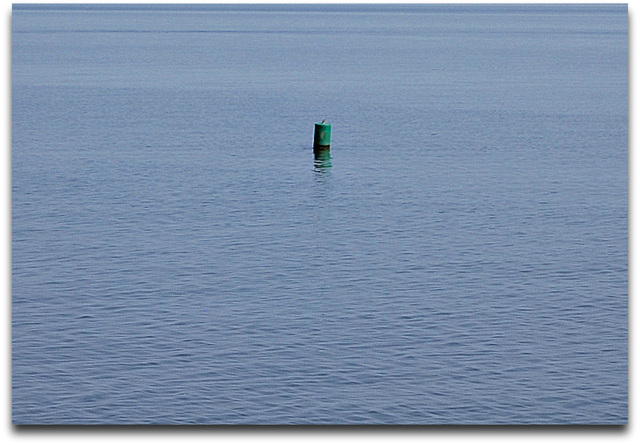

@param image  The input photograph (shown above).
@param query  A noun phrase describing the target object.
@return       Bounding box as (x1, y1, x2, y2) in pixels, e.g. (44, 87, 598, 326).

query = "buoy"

(313, 121, 331, 150)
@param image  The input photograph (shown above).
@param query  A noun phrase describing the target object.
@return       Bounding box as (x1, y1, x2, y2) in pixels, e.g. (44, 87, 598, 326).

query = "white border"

(2, 1, 634, 443)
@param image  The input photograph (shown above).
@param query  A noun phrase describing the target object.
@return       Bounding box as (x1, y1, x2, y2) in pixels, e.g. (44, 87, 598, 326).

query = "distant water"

(12, 4, 627, 424)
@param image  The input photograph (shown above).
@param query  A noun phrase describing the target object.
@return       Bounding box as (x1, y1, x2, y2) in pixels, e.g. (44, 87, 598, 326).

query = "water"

(12, 4, 627, 424)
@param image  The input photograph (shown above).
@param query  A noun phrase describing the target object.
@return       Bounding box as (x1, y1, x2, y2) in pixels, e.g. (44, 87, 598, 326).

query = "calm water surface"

(12, 4, 627, 424)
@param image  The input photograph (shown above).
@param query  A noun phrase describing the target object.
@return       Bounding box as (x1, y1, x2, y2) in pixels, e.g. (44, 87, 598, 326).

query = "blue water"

(12, 4, 627, 424)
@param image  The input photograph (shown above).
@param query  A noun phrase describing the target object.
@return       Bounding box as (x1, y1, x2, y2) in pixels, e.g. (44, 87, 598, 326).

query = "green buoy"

(313, 120, 331, 150)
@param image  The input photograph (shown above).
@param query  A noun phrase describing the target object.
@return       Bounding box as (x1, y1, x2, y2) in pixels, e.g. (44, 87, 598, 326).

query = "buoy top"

(314, 121, 331, 148)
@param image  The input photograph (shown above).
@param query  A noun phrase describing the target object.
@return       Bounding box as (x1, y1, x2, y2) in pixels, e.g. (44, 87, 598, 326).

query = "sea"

(11, 3, 628, 424)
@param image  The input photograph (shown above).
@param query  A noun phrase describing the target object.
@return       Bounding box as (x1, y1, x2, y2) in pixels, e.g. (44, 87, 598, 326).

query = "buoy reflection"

(313, 148, 332, 171)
